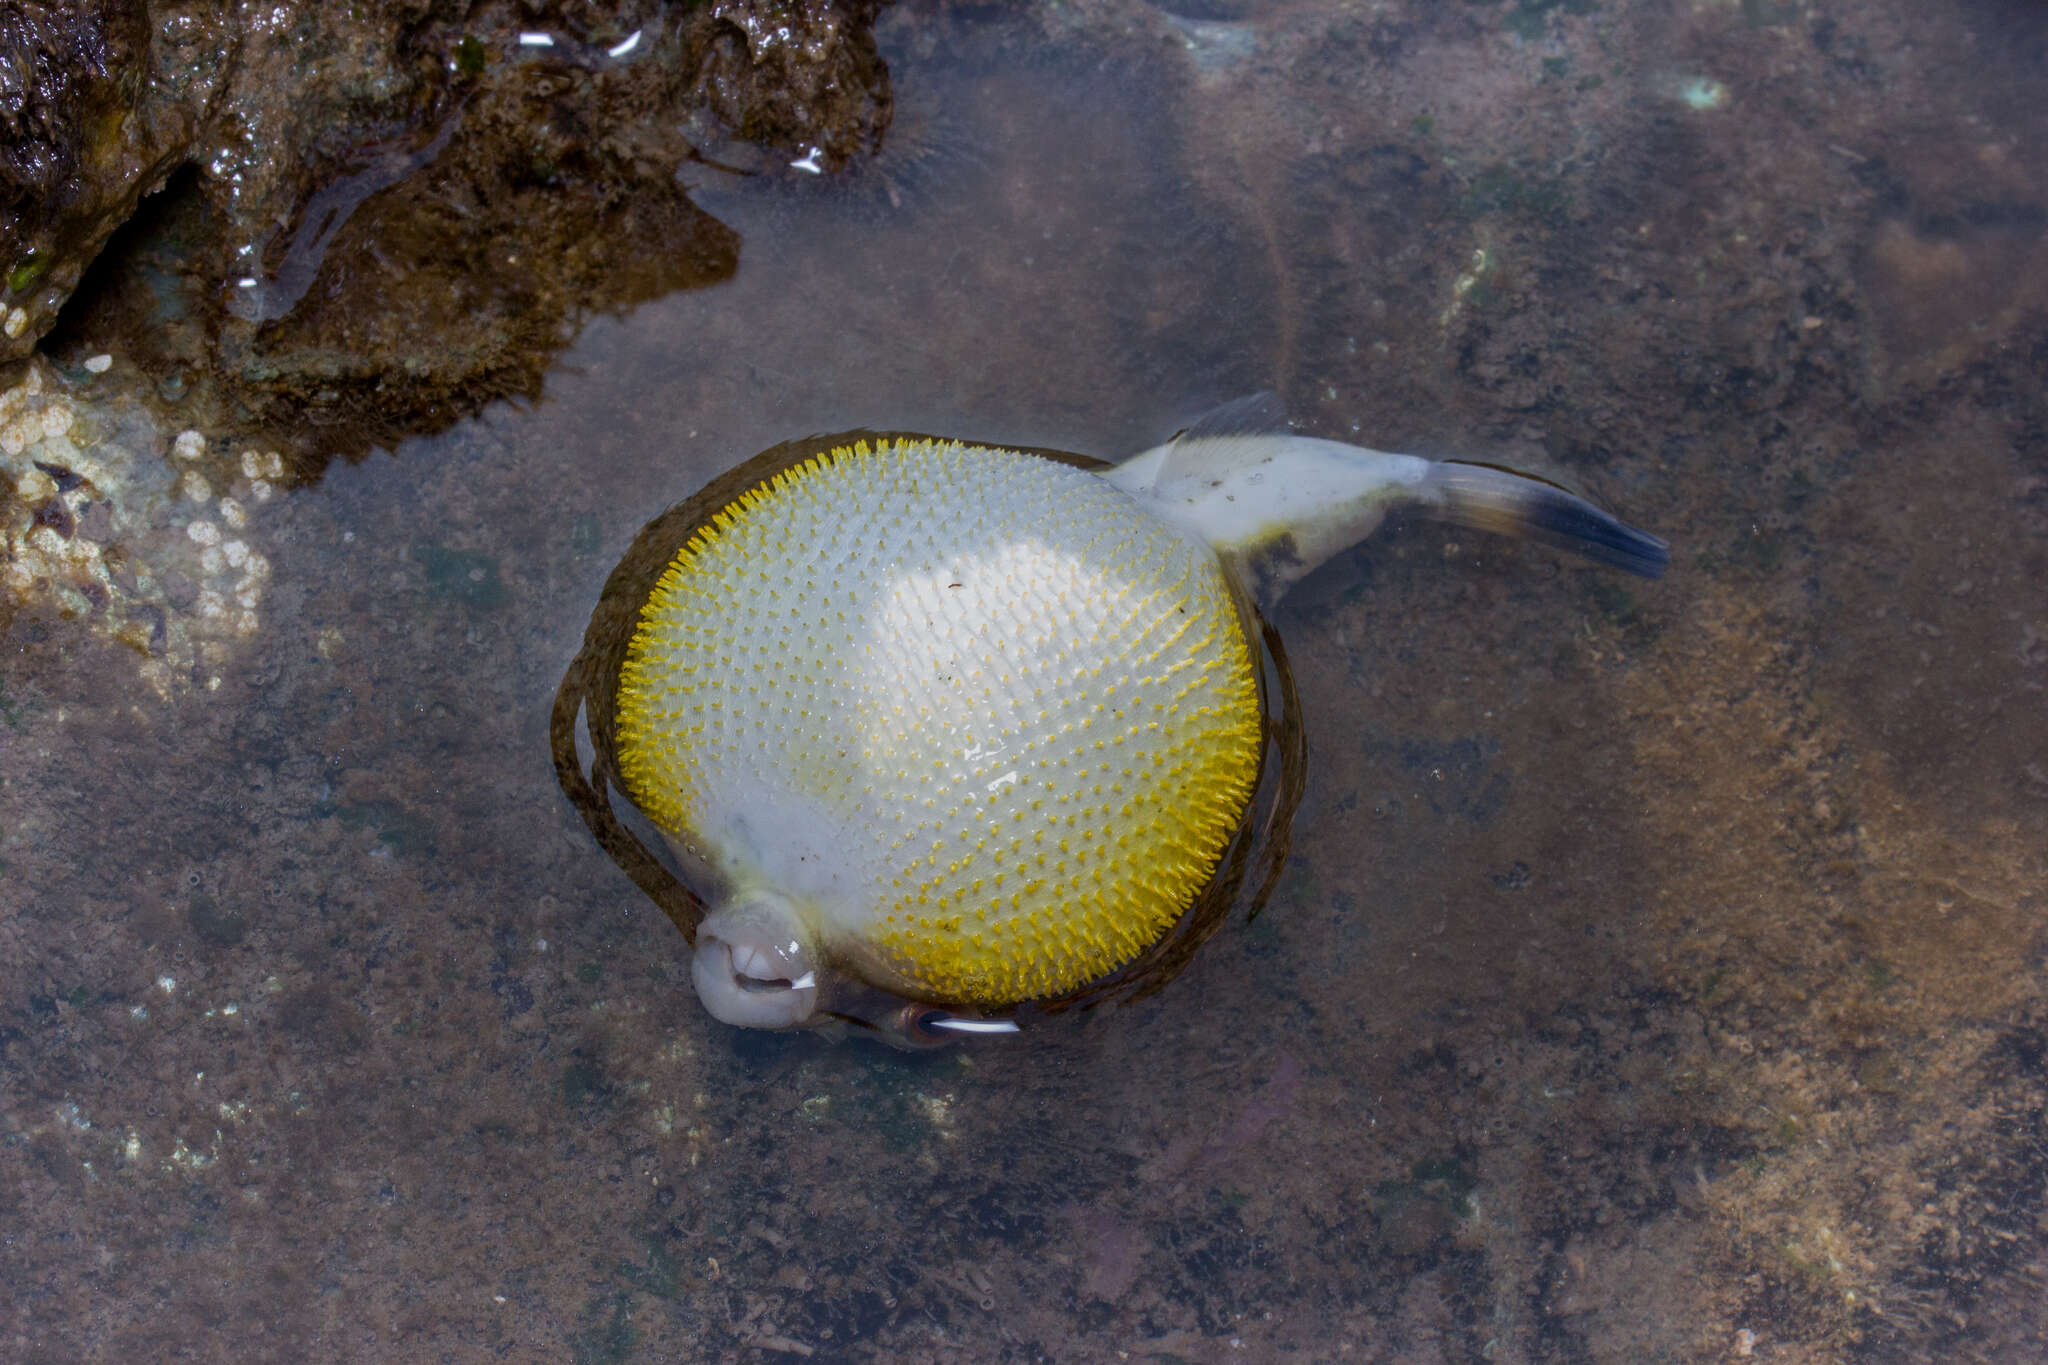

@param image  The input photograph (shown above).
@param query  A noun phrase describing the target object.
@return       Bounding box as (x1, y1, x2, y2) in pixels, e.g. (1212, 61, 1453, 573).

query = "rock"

(1, 0, 893, 457)
(0, 3, 195, 369)
(692, 0, 893, 172)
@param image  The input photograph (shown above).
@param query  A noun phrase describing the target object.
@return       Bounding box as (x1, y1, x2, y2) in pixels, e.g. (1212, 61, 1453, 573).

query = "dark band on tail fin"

(1424, 460, 1669, 579)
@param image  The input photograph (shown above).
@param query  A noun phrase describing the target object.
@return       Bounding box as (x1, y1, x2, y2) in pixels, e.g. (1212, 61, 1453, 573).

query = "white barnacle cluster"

(0, 358, 286, 699)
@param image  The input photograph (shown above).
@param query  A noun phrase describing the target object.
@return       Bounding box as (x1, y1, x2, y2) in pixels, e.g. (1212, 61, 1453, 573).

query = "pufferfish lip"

(725, 940, 814, 993)
(688, 904, 826, 1029)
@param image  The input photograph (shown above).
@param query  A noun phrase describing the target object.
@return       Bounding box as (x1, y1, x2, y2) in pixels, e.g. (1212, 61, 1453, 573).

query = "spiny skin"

(614, 438, 1263, 1005)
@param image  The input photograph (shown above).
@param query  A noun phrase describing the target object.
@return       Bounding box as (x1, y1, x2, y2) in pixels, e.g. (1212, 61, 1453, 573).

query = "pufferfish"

(551, 400, 1666, 1047)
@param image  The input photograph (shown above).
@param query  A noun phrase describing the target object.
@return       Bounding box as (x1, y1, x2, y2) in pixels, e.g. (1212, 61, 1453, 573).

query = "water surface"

(5, 3, 2047, 1361)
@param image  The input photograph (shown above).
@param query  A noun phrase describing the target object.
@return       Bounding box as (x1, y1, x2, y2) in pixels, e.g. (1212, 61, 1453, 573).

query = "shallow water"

(6, 2, 2047, 1361)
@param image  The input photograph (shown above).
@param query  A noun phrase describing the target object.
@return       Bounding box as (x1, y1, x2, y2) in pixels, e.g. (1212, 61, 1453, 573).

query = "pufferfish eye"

(551, 402, 1666, 1045)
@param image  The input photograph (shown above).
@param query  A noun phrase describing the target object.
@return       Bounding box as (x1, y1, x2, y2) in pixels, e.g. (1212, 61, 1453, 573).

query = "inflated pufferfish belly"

(614, 438, 1264, 1006)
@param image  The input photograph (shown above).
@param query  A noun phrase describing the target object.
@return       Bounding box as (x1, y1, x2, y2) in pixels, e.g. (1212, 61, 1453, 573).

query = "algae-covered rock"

(0, 2, 197, 366)
(692, 0, 893, 171)
(1, 0, 892, 454)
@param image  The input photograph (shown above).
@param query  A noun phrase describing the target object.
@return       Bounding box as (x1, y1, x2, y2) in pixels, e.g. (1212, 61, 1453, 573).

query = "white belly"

(613, 437, 1264, 1004)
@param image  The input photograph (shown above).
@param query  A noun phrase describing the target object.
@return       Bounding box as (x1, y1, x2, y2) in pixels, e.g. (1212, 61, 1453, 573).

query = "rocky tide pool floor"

(5, 2, 2046, 1360)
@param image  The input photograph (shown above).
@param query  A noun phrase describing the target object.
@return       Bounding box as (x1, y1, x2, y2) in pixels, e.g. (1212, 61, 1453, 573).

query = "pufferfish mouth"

(721, 941, 815, 993)
(724, 949, 811, 994)
(686, 903, 826, 1029)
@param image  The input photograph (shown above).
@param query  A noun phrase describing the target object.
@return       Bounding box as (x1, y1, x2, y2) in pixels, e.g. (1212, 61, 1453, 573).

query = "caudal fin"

(1419, 461, 1669, 579)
